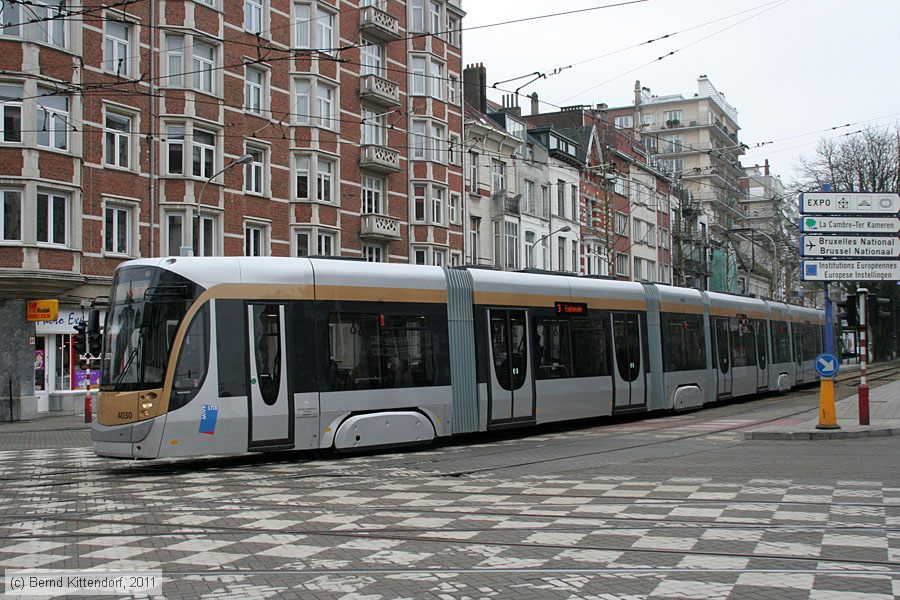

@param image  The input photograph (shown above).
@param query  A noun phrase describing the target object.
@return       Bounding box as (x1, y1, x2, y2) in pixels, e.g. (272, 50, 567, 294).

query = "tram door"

(487, 309, 534, 423)
(755, 320, 768, 391)
(247, 303, 293, 448)
(714, 317, 733, 397)
(793, 324, 805, 384)
(612, 313, 645, 410)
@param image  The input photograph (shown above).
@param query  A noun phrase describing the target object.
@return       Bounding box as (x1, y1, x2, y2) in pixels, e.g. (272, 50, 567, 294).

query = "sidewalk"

(744, 377, 900, 440)
(0, 411, 90, 432)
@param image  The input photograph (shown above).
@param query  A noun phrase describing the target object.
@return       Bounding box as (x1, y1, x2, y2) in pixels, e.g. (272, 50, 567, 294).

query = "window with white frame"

(104, 19, 131, 77)
(362, 243, 384, 262)
(245, 66, 264, 114)
(316, 81, 334, 127)
(192, 129, 216, 178)
(429, 1, 441, 33)
(294, 78, 336, 128)
(450, 251, 461, 266)
(362, 175, 383, 214)
(663, 134, 683, 154)
(556, 179, 565, 217)
(244, 223, 267, 256)
(361, 107, 384, 145)
(433, 247, 446, 266)
(504, 221, 518, 270)
(642, 112, 655, 127)
(0, 83, 23, 143)
(664, 109, 682, 124)
(293, 3, 334, 51)
(447, 15, 460, 45)
(413, 184, 426, 222)
(410, 120, 426, 159)
(449, 133, 460, 165)
(570, 184, 578, 222)
(643, 134, 657, 153)
(165, 36, 184, 86)
(491, 160, 505, 195)
(410, 0, 425, 32)
(522, 180, 535, 214)
(1, 189, 22, 241)
(104, 112, 131, 168)
(431, 187, 444, 225)
(245, 146, 265, 194)
(614, 212, 628, 236)
(557, 237, 566, 271)
(104, 203, 131, 255)
(245, 0, 263, 34)
(163, 213, 183, 255)
(1, 2, 21, 37)
(540, 184, 549, 218)
(196, 0, 216, 6)
(165, 124, 185, 174)
(430, 122, 445, 162)
(411, 182, 447, 224)
(360, 39, 383, 76)
(317, 230, 335, 255)
(448, 74, 458, 104)
(468, 151, 478, 188)
(410, 56, 444, 99)
(316, 157, 335, 202)
(34, 0, 67, 48)
(294, 155, 310, 199)
(36, 190, 68, 246)
(449, 192, 459, 224)
(295, 230, 310, 256)
(614, 176, 625, 196)
(614, 115, 633, 129)
(633, 257, 643, 281)
(633, 219, 642, 243)
(524, 231, 535, 267)
(192, 41, 215, 94)
(659, 228, 670, 249)
(572, 242, 578, 273)
(468, 216, 480, 263)
(36, 91, 68, 150)
(616, 253, 629, 276)
(195, 214, 217, 257)
(414, 247, 427, 265)
(658, 193, 670, 214)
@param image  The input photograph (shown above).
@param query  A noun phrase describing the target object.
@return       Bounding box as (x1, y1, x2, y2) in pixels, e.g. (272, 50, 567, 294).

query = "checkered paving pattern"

(0, 445, 898, 598)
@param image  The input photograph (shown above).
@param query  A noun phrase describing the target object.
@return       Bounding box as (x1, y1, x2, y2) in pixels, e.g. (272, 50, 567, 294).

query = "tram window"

(328, 313, 435, 391)
(771, 320, 791, 363)
(661, 313, 706, 372)
(253, 305, 282, 405)
(216, 300, 246, 397)
(170, 303, 210, 411)
(571, 319, 609, 377)
(731, 318, 757, 368)
(534, 318, 571, 379)
(754, 319, 767, 368)
(802, 323, 820, 358)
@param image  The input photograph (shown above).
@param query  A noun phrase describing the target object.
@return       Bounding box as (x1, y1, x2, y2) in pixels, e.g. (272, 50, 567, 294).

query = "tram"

(91, 257, 826, 459)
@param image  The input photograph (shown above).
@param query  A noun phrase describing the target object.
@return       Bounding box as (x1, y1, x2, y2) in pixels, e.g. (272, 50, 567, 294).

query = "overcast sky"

(462, 0, 900, 184)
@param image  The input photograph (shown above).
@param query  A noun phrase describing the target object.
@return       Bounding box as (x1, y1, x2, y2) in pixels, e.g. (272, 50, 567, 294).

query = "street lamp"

(530, 225, 571, 269)
(181, 153, 254, 257)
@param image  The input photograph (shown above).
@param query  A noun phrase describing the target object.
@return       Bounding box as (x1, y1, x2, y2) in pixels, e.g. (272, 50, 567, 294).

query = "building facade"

(0, 0, 464, 413)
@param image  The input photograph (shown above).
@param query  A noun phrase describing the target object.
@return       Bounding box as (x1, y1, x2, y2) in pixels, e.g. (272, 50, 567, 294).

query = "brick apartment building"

(0, 0, 464, 414)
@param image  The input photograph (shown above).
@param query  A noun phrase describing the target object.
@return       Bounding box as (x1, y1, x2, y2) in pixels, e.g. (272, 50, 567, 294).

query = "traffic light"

(837, 293, 858, 328)
(87, 309, 102, 356)
(867, 295, 891, 322)
(73, 321, 87, 356)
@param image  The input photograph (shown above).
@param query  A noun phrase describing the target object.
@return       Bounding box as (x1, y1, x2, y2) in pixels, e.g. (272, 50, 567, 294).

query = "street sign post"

(801, 215, 900, 234)
(815, 353, 840, 378)
(800, 192, 900, 215)
(801, 260, 900, 281)
(800, 235, 900, 258)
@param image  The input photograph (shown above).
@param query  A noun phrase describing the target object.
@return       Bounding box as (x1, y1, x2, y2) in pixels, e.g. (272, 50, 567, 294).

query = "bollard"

(84, 366, 93, 424)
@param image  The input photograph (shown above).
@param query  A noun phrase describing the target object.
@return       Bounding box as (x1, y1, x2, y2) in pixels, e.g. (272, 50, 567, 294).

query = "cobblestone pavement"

(1, 380, 899, 598)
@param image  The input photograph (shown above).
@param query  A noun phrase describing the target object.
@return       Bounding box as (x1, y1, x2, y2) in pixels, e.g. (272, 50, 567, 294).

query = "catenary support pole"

(857, 287, 869, 425)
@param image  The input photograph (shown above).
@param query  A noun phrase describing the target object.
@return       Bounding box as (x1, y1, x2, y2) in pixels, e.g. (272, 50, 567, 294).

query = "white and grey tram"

(92, 257, 826, 459)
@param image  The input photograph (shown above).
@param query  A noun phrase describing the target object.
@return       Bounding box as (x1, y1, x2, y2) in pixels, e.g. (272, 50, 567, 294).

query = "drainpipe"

(148, 1, 157, 255)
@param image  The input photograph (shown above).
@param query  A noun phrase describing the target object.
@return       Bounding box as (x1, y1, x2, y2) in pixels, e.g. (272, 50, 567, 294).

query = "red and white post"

(857, 288, 869, 426)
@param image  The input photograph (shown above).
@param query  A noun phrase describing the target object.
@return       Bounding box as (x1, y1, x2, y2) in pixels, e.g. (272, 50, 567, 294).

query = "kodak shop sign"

(27, 299, 59, 322)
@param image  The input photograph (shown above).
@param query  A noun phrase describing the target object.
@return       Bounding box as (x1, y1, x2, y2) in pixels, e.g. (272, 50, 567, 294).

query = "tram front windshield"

(101, 266, 200, 392)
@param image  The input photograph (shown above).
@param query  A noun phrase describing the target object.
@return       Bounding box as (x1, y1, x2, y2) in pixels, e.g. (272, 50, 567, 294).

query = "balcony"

(359, 5, 400, 41)
(360, 213, 402, 241)
(360, 144, 401, 174)
(359, 73, 400, 107)
(492, 191, 520, 215)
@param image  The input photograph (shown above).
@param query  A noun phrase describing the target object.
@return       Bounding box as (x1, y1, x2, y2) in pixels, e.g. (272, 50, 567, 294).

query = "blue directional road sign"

(815, 353, 840, 378)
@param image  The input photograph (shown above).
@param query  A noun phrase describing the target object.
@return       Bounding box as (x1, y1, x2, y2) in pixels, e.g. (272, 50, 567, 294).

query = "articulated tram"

(91, 257, 826, 459)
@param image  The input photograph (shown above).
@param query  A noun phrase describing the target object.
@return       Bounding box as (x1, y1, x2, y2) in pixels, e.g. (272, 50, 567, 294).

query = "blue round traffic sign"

(815, 353, 840, 378)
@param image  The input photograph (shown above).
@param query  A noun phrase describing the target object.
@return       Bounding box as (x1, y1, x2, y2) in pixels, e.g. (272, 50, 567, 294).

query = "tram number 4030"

(117, 411, 134, 420)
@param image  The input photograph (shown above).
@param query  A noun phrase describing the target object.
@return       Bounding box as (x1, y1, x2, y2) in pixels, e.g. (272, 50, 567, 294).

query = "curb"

(744, 427, 900, 441)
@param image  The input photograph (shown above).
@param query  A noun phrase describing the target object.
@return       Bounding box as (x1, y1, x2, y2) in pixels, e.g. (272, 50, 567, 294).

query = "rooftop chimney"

(634, 80, 641, 106)
(463, 63, 487, 114)
(530, 92, 539, 116)
(764, 159, 769, 176)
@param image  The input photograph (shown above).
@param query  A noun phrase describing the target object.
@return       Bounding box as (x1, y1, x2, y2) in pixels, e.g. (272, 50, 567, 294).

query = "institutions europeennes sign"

(800, 192, 900, 215)
(800, 235, 900, 258)
(801, 259, 900, 281)
(801, 215, 900, 234)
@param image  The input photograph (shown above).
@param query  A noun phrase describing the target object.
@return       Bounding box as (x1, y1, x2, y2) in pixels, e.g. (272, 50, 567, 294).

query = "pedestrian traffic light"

(73, 321, 87, 356)
(867, 295, 891, 321)
(837, 293, 858, 328)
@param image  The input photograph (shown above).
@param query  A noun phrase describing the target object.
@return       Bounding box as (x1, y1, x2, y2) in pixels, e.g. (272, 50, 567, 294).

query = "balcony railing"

(360, 144, 401, 173)
(360, 213, 402, 241)
(359, 73, 400, 107)
(359, 5, 400, 41)
(492, 191, 520, 215)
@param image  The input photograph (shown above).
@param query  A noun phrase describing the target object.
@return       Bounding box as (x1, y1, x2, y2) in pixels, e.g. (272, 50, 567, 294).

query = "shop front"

(33, 306, 101, 414)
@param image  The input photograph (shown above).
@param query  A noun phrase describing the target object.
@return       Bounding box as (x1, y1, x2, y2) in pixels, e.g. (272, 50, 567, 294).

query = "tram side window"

(328, 313, 434, 391)
(731, 318, 757, 368)
(661, 312, 706, 372)
(771, 320, 791, 363)
(170, 303, 210, 411)
(534, 318, 571, 379)
(571, 319, 609, 377)
(802, 323, 820, 358)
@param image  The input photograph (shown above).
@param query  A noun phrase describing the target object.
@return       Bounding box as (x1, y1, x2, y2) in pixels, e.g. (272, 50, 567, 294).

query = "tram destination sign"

(801, 215, 900, 234)
(801, 235, 900, 258)
(801, 259, 900, 281)
(800, 192, 900, 215)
